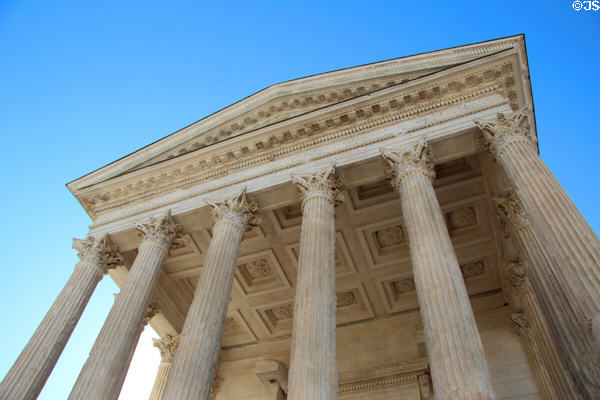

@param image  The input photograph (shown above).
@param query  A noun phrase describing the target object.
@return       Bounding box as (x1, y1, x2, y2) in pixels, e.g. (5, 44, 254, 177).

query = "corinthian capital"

(143, 302, 160, 326)
(291, 164, 344, 211)
(72, 234, 123, 273)
(207, 186, 261, 231)
(511, 310, 532, 340)
(474, 109, 536, 157)
(152, 334, 180, 363)
(136, 210, 185, 251)
(506, 261, 531, 293)
(493, 192, 531, 237)
(381, 137, 435, 186)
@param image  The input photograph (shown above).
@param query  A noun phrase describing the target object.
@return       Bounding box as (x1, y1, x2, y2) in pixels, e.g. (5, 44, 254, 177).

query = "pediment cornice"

(134, 67, 445, 171)
(75, 50, 526, 220)
(69, 37, 526, 189)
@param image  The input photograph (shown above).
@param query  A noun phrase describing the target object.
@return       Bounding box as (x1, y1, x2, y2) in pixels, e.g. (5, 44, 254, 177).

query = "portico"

(2, 35, 597, 400)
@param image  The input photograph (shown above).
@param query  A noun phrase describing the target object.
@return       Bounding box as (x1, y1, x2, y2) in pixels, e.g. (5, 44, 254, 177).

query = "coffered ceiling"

(109, 149, 505, 351)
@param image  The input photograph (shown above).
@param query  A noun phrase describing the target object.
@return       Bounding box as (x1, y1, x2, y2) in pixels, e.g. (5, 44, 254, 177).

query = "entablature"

(73, 47, 531, 222)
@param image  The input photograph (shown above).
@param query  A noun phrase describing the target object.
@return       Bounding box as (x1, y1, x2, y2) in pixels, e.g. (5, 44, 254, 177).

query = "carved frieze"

(79, 60, 518, 218)
(143, 73, 430, 168)
(131, 40, 518, 173)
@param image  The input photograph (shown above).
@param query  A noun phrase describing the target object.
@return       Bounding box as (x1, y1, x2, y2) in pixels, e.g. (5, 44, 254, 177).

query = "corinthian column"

(509, 310, 553, 397)
(382, 139, 495, 400)
(287, 164, 343, 400)
(69, 210, 183, 400)
(148, 335, 179, 400)
(506, 262, 580, 399)
(0, 235, 122, 400)
(161, 187, 259, 400)
(477, 110, 600, 399)
(495, 194, 583, 398)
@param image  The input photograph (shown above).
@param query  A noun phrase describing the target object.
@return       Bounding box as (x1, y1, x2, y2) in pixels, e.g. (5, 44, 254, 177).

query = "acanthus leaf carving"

(72, 234, 123, 274)
(291, 164, 344, 212)
(381, 136, 435, 187)
(136, 209, 185, 251)
(474, 108, 536, 158)
(493, 191, 530, 237)
(152, 334, 180, 363)
(143, 302, 160, 326)
(206, 186, 261, 231)
(511, 310, 532, 341)
(506, 261, 531, 293)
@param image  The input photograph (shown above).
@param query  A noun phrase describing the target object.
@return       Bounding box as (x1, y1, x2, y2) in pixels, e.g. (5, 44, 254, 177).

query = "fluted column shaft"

(383, 141, 495, 400)
(507, 263, 580, 399)
(149, 363, 171, 400)
(287, 165, 342, 400)
(161, 187, 258, 400)
(478, 111, 600, 398)
(0, 236, 121, 400)
(148, 335, 179, 400)
(499, 199, 583, 398)
(509, 310, 554, 400)
(69, 211, 182, 400)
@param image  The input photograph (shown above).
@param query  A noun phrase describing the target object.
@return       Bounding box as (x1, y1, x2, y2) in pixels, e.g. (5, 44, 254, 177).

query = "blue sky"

(0, 1, 598, 399)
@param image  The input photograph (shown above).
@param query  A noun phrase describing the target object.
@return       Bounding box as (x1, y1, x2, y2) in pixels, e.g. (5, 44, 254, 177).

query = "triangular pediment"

(69, 35, 531, 220)
(71, 36, 523, 188)
(130, 65, 450, 172)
